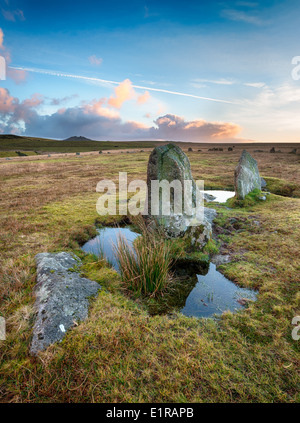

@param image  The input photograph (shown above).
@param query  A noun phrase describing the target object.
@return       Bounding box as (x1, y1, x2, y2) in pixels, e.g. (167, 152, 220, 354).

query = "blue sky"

(1, 0, 300, 142)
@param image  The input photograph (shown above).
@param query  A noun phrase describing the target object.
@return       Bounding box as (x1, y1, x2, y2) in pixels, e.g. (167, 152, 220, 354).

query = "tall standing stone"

(234, 150, 261, 199)
(146, 143, 216, 243)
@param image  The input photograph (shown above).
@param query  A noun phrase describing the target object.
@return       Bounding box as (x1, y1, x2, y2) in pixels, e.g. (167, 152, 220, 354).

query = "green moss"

(226, 188, 266, 208)
(203, 239, 220, 255)
(263, 176, 300, 198)
(81, 256, 121, 293)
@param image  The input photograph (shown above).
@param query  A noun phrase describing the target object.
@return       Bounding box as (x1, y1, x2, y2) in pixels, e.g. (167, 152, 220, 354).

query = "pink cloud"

(0, 87, 17, 113)
(0, 89, 242, 142)
(137, 90, 150, 105)
(0, 28, 27, 83)
(0, 28, 4, 49)
(2, 9, 25, 22)
(22, 93, 44, 108)
(88, 55, 103, 66)
(151, 114, 241, 141)
(108, 79, 135, 109)
(6, 67, 27, 84)
(83, 98, 120, 119)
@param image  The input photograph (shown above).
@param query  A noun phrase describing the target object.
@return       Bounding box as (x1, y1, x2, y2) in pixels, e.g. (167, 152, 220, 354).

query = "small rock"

(261, 177, 267, 189)
(203, 193, 217, 202)
(211, 254, 231, 266)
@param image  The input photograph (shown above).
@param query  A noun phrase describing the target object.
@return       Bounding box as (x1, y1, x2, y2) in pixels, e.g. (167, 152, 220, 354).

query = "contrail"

(10, 66, 235, 104)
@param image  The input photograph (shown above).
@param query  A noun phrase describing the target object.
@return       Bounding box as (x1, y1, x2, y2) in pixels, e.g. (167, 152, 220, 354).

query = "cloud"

(221, 9, 266, 26)
(108, 78, 135, 109)
(88, 55, 103, 66)
(6, 67, 27, 83)
(11, 66, 234, 104)
(22, 93, 44, 108)
(149, 114, 241, 141)
(1, 8, 25, 22)
(0, 88, 40, 133)
(192, 78, 235, 86)
(50, 94, 78, 106)
(0, 89, 242, 142)
(0, 87, 17, 113)
(137, 90, 150, 105)
(82, 98, 120, 119)
(0, 28, 27, 83)
(244, 82, 265, 88)
(236, 2, 258, 7)
(0, 28, 3, 49)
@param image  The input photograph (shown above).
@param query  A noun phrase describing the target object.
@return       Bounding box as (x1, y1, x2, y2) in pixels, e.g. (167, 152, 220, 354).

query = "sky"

(0, 0, 300, 142)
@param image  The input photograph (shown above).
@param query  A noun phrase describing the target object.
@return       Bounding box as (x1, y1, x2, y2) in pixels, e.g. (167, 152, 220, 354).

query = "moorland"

(0, 137, 299, 402)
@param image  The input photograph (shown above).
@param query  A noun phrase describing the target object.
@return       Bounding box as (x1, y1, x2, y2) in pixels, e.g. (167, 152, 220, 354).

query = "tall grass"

(114, 218, 173, 296)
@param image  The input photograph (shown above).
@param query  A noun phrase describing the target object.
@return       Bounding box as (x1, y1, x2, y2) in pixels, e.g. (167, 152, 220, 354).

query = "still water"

(203, 190, 235, 203)
(180, 263, 257, 318)
(81, 227, 140, 271)
(82, 226, 257, 318)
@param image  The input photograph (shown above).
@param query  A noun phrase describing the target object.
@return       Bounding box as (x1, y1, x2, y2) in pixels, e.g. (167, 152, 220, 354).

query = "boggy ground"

(0, 146, 299, 402)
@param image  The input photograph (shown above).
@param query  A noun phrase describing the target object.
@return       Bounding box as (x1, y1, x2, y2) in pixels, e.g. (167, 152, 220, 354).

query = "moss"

(263, 177, 300, 198)
(81, 256, 122, 293)
(68, 224, 97, 247)
(226, 188, 266, 208)
(203, 239, 220, 255)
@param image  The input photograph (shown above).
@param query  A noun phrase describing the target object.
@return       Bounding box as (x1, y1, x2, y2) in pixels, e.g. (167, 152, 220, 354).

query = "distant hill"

(63, 136, 93, 142)
(0, 134, 163, 153)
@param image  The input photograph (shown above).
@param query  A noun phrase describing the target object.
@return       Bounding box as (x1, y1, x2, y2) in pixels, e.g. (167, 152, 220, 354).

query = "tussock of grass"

(115, 227, 173, 297)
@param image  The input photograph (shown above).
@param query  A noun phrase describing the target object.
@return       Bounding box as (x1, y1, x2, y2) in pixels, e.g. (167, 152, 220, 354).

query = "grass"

(226, 188, 267, 208)
(0, 145, 299, 403)
(0, 134, 164, 153)
(114, 222, 173, 296)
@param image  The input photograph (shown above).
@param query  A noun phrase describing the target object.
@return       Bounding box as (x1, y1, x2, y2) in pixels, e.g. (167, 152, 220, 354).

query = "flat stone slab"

(30, 252, 101, 356)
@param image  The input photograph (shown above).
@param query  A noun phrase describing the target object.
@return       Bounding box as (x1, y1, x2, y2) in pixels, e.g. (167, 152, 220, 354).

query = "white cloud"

(192, 78, 235, 86)
(244, 82, 266, 88)
(221, 9, 267, 26)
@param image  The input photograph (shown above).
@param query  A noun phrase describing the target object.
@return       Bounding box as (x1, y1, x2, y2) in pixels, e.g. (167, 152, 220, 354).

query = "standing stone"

(234, 150, 261, 199)
(146, 143, 216, 242)
(30, 252, 101, 355)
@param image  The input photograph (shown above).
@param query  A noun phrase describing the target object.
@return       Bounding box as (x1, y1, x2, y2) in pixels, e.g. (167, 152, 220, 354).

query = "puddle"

(180, 263, 257, 318)
(82, 227, 257, 318)
(81, 226, 140, 271)
(202, 190, 235, 203)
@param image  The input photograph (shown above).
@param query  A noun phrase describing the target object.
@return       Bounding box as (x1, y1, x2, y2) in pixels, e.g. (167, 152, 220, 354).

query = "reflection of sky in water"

(181, 263, 257, 318)
(81, 227, 140, 271)
(202, 190, 235, 203)
(82, 227, 257, 319)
